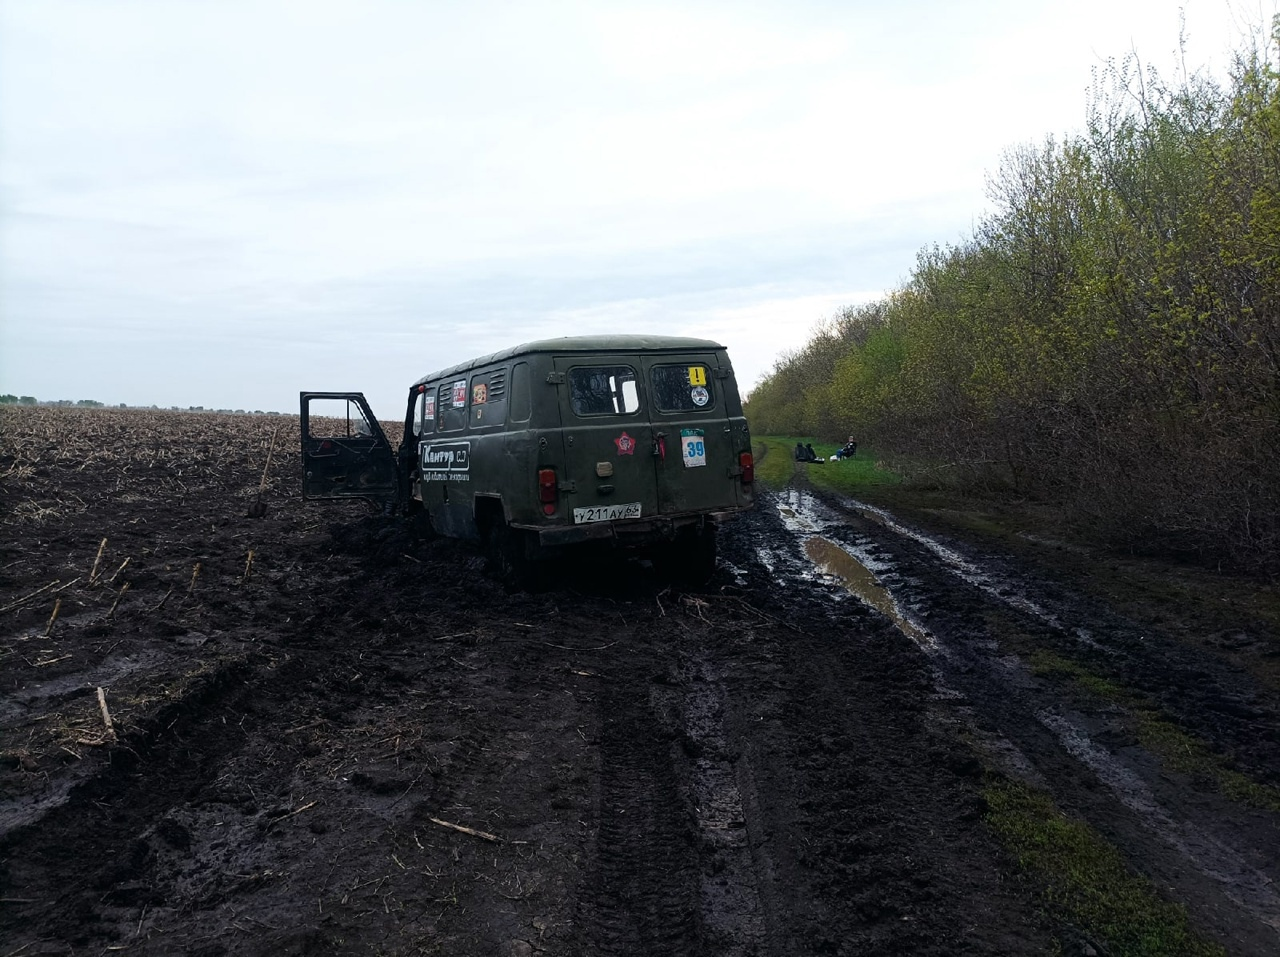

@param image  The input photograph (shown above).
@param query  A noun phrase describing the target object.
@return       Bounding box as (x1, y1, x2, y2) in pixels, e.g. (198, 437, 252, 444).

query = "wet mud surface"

(3, 408, 1279, 955)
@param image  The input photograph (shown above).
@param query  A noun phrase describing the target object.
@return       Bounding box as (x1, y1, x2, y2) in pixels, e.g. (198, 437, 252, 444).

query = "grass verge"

(754, 435, 900, 496)
(984, 778, 1225, 957)
(757, 438, 1280, 695)
(1027, 649, 1280, 812)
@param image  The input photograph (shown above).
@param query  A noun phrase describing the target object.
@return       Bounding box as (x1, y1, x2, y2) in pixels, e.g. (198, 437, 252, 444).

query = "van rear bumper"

(520, 509, 743, 547)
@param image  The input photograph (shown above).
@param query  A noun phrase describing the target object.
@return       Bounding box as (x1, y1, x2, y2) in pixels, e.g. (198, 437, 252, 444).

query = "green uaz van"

(300, 335, 755, 583)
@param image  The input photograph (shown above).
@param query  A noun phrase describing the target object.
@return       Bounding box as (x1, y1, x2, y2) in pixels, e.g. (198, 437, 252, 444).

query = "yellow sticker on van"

(688, 366, 707, 386)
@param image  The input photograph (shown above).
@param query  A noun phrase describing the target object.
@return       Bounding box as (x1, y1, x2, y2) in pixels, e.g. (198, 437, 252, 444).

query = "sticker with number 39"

(680, 428, 706, 468)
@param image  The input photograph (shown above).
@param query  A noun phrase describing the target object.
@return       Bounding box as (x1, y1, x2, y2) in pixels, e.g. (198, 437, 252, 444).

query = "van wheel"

(656, 525, 717, 587)
(484, 519, 538, 590)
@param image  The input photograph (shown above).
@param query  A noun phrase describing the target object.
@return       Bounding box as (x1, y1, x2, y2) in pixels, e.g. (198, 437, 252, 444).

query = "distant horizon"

(2, 395, 292, 414)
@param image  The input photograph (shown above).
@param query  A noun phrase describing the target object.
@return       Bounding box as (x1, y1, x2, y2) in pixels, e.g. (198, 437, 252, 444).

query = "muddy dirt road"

(2, 408, 1278, 955)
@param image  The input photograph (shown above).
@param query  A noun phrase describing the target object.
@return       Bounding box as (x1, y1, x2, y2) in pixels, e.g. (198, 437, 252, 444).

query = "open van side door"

(299, 392, 398, 504)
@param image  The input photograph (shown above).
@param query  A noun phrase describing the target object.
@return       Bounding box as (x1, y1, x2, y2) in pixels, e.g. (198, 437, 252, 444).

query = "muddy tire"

(484, 519, 542, 590)
(655, 525, 717, 587)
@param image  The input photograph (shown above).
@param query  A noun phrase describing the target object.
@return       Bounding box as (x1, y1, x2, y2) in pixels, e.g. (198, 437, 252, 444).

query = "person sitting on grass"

(833, 436, 858, 460)
(794, 442, 807, 461)
(804, 443, 825, 464)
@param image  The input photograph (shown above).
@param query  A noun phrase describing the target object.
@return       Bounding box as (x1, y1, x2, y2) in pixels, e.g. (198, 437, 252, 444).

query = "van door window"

(439, 379, 468, 432)
(306, 396, 380, 438)
(651, 363, 714, 412)
(471, 368, 507, 429)
(412, 390, 428, 436)
(569, 366, 640, 416)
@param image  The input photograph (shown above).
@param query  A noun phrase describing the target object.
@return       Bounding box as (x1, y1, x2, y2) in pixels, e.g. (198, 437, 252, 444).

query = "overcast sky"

(0, 0, 1260, 416)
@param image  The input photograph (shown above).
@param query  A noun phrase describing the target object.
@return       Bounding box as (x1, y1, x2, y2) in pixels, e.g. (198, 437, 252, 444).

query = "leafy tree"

(746, 21, 1280, 566)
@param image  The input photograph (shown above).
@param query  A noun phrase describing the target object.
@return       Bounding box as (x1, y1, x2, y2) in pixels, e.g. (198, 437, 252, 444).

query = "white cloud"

(0, 0, 1260, 410)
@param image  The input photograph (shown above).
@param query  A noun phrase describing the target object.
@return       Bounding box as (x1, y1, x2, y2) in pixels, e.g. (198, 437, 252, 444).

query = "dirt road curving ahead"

(2, 408, 1277, 955)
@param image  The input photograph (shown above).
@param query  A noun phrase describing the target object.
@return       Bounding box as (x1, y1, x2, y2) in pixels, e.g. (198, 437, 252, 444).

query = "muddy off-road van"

(300, 335, 755, 582)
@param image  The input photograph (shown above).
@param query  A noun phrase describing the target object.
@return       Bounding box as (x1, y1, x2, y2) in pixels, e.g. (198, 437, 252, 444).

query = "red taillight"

(739, 451, 754, 484)
(538, 468, 557, 509)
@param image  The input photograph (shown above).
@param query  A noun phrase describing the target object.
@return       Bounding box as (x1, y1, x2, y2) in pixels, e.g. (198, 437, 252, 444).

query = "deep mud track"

(2, 409, 1278, 955)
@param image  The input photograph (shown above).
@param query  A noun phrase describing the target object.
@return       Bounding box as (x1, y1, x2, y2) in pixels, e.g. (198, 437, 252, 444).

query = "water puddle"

(774, 492, 939, 652)
(780, 489, 1087, 644)
(801, 536, 941, 657)
(843, 497, 1068, 632)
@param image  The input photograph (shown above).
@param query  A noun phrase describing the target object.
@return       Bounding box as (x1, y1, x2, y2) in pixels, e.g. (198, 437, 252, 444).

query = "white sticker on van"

(421, 441, 471, 481)
(681, 429, 706, 468)
(690, 386, 710, 407)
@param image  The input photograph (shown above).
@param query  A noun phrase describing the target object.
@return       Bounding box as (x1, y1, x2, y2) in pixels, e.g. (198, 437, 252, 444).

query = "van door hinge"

(545, 372, 566, 385)
(713, 368, 731, 379)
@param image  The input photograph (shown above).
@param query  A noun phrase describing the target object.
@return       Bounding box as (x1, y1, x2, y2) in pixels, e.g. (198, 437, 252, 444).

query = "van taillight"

(739, 451, 754, 484)
(538, 468, 557, 512)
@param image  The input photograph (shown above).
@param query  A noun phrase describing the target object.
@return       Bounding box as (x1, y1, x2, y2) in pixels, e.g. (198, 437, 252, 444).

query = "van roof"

(413, 334, 726, 385)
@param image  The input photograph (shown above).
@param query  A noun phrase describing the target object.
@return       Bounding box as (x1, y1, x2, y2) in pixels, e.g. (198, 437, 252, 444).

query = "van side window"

(439, 379, 468, 432)
(569, 366, 640, 416)
(470, 368, 507, 429)
(421, 390, 436, 434)
(509, 362, 531, 423)
(651, 364, 714, 413)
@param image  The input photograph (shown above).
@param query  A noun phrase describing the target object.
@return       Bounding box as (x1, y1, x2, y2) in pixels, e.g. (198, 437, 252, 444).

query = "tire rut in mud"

(771, 483, 1280, 954)
(21, 412, 1266, 956)
(709, 564, 1054, 955)
(573, 656, 703, 956)
(665, 654, 768, 957)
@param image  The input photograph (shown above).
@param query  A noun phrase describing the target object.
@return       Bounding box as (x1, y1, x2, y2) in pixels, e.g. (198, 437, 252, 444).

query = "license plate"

(573, 502, 642, 524)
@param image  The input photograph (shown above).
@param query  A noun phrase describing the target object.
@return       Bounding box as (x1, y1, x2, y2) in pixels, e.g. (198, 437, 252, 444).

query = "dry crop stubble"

(3, 406, 1277, 956)
(0, 406, 300, 782)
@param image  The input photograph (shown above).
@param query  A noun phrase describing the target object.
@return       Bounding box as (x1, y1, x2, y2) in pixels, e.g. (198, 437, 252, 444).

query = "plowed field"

(2, 407, 1277, 956)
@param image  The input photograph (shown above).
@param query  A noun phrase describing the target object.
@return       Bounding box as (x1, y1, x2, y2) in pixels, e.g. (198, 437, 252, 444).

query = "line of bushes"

(745, 25, 1280, 569)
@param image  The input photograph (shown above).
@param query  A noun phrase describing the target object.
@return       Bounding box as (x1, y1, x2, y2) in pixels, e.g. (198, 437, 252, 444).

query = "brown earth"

(2, 407, 1278, 956)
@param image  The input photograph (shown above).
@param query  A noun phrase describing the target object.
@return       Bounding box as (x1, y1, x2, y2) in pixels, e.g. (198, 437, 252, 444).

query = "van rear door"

(641, 354, 743, 514)
(551, 353, 743, 525)
(551, 357, 659, 525)
(299, 392, 398, 504)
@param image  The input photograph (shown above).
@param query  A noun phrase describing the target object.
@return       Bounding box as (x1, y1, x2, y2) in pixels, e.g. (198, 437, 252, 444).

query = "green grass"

(754, 435, 901, 495)
(752, 436, 798, 488)
(984, 778, 1225, 957)
(1027, 649, 1280, 813)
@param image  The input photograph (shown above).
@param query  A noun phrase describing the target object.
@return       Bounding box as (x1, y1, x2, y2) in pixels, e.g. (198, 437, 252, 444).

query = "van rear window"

(569, 366, 640, 416)
(651, 364, 714, 412)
